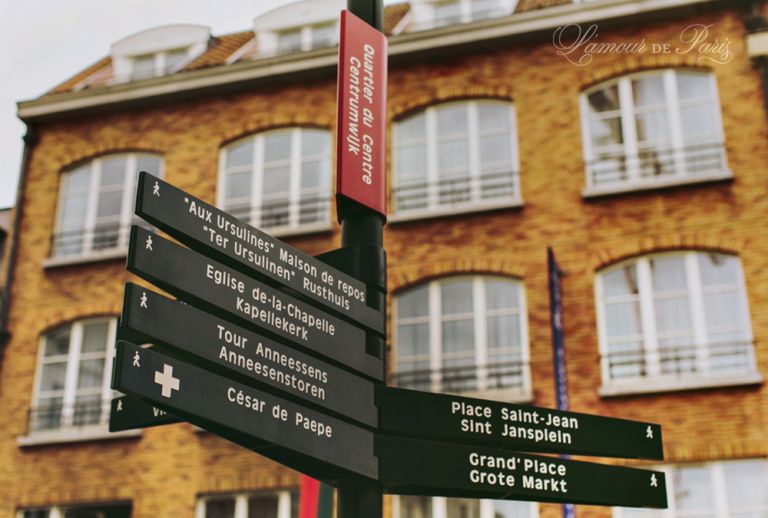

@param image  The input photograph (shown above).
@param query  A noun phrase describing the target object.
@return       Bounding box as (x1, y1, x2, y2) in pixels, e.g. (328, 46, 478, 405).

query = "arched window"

(219, 128, 332, 234)
(393, 275, 530, 398)
(30, 317, 117, 434)
(595, 252, 757, 393)
(53, 153, 163, 258)
(581, 69, 728, 193)
(392, 100, 520, 218)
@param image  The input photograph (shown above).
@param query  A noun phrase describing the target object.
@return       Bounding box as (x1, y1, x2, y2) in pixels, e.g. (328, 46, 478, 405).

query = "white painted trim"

(18, 0, 720, 120)
(18, 428, 141, 447)
(581, 171, 733, 198)
(599, 372, 763, 397)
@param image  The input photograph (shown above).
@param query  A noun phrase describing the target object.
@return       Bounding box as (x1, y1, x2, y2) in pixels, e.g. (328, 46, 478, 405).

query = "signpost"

(119, 282, 377, 427)
(109, 1, 670, 515)
(376, 386, 663, 459)
(126, 225, 383, 381)
(113, 340, 378, 479)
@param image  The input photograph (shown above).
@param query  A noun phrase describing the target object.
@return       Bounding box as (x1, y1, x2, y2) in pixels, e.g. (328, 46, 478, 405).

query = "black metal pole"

(336, 2, 385, 517)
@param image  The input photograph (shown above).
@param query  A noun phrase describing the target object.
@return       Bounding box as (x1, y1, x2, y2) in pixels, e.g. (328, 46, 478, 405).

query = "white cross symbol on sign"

(646, 425, 654, 439)
(651, 474, 658, 487)
(154, 364, 180, 398)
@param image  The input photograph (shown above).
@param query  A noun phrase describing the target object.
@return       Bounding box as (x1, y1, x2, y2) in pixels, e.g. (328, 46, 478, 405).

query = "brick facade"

(1, 3, 766, 517)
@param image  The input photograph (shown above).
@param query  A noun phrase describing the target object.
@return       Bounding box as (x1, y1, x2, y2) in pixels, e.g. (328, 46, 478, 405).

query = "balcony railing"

(392, 170, 518, 214)
(29, 398, 109, 433)
(226, 195, 331, 232)
(51, 219, 153, 258)
(392, 360, 528, 393)
(586, 141, 728, 189)
(602, 340, 756, 381)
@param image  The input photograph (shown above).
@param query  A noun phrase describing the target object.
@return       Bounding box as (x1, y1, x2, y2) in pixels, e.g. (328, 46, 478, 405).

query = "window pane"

(264, 133, 292, 162)
(73, 393, 103, 426)
(96, 191, 123, 218)
(205, 498, 236, 518)
(588, 86, 620, 113)
(397, 145, 428, 178)
(675, 465, 714, 511)
(247, 495, 279, 518)
(438, 139, 469, 172)
(678, 72, 712, 100)
(493, 499, 531, 518)
(40, 363, 68, 392)
(651, 257, 687, 291)
(262, 166, 290, 196)
(680, 103, 719, 138)
(301, 160, 327, 190)
(277, 30, 302, 53)
(131, 54, 155, 79)
(435, 0, 462, 25)
(447, 497, 480, 518)
(397, 323, 430, 358)
(632, 76, 666, 107)
(45, 328, 71, 356)
(441, 280, 473, 314)
(478, 103, 511, 132)
(137, 156, 161, 174)
(398, 285, 429, 319)
(311, 23, 336, 48)
(590, 116, 623, 148)
(226, 172, 252, 200)
(63, 504, 131, 518)
(77, 359, 105, 389)
(22, 510, 50, 518)
(699, 254, 738, 286)
(603, 265, 638, 297)
(437, 105, 469, 136)
(101, 157, 126, 187)
(164, 48, 188, 71)
(486, 279, 518, 310)
(480, 134, 512, 166)
(487, 314, 520, 349)
(302, 130, 329, 157)
(605, 302, 641, 338)
(635, 110, 670, 143)
(443, 319, 474, 355)
(227, 140, 254, 169)
(397, 113, 426, 143)
(724, 460, 768, 510)
(399, 495, 431, 518)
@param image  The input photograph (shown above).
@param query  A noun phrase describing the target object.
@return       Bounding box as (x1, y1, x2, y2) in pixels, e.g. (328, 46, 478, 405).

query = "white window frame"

(392, 495, 539, 518)
(580, 69, 730, 197)
(24, 318, 119, 442)
(613, 459, 768, 518)
(275, 21, 339, 54)
(217, 128, 332, 237)
(48, 153, 163, 265)
(195, 490, 294, 518)
(391, 100, 522, 222)
(595, 252, 760, 396)
(128, 46, 194, 80)
(393, 275, 531, 401)
(16, 502, 132, 518)
(429, 0, 517, 28)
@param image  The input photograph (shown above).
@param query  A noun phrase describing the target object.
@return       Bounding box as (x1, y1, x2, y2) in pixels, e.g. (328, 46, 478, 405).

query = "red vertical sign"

(336, 10, 388, 218)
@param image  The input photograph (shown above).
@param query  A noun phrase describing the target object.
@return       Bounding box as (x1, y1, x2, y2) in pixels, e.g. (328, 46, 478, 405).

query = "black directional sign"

(112, 340, 378, 479)
(134, 172, 384, 334)
(376, 387, 663, 459)
(119, 283, 377, 427)
(377, 436, 667, 508)
(109, 395, 178, 432)
(127, 225, 383, 381)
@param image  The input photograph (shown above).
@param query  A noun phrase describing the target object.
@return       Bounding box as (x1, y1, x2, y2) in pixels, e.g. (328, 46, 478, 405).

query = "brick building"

(2, 0, 767, 516)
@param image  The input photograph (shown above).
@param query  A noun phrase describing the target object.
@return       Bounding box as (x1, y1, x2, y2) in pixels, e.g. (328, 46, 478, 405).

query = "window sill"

(389, 198, 524, 224)
(456, 387, 533, 404)
(599, 372, 764, 398)
(582, 171, 733, 199)
(18, 427, 141, 447)
(261, 223, 334, 240)
(43, 248, 127, 269)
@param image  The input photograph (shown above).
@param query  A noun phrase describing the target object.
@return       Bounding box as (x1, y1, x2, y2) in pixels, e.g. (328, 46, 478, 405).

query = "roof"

(46, 3, 412, 96)
(515, 0, 572, 13)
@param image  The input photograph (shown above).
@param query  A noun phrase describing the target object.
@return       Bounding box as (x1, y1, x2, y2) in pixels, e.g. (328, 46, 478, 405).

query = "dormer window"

(253, 0, 343, 58)
(275, 22, 338, 55)
(432, 0, 511, 28)
(129, 48, 190, 80)
(111, 24, 210, 83)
